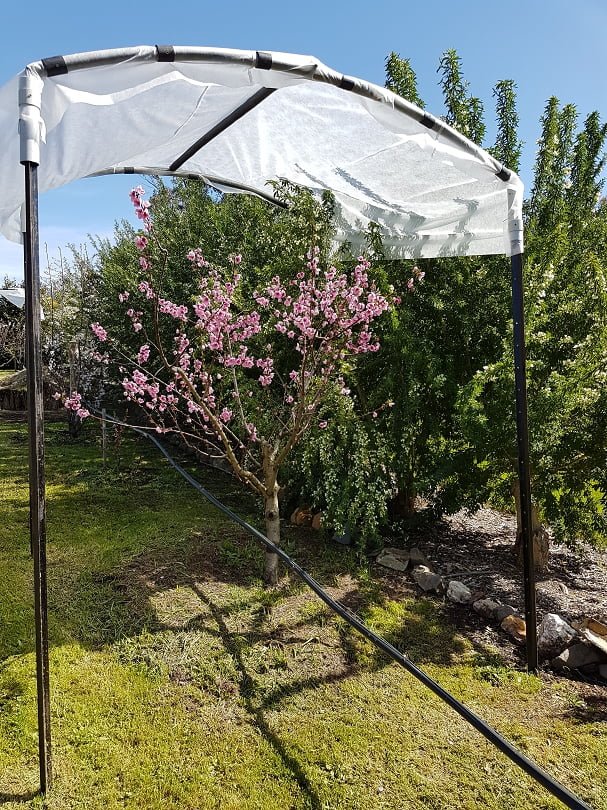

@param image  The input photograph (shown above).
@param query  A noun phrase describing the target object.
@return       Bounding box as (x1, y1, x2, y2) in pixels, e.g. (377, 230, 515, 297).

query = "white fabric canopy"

(0, 288, 26, 309)
(0, 46, 524, 258)
(0, 288, 44, 318)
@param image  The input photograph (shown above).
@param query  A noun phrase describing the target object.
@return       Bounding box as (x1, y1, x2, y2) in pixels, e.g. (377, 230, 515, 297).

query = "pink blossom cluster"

(91, 322, 108, 342)
(130, 186, 151, 231)
(137, 344, 150, 365)
(126, 308, 143, 333)
(62, 391, 90, 420)
(255, 250, 393, 364)
(186, 248, 210, 268)
(158, 297, 188, 321)
(407, 265, 426, 292)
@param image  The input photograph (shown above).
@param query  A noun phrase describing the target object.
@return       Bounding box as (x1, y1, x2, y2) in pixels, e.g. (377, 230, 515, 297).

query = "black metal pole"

(23, 161, 53, 792)
(510, 251, 538, 672)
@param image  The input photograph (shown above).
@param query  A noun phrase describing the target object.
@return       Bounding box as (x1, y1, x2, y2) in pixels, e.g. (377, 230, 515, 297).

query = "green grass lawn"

(0, 417, 605, 809)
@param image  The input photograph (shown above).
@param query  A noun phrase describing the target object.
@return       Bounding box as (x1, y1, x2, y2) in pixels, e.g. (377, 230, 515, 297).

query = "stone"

(493, 604, 517, 623)
(290, 507, 308, 525)
(333, 525, 351, 546)
(537, 580, 569, 597)
(576, 618, 607, 656)
(311, 513, 323, 531)
(376, 552, 408, 572)
(412, 565, 444, 593)
(551, 643, 606, 672)
(376, 547, 410, 572)
(537, 613, 577, 660)
(408, 547, 433, 570)
(447, 580, 472, 604)
(501, 615, 526, 644)
(472, 598, 502, 620)
(291, 507, 313, 527)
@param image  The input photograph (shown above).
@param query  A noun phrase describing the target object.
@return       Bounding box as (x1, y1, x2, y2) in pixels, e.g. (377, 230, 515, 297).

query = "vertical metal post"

(23, 161, 53, 792)
(510, 251, 538, 672)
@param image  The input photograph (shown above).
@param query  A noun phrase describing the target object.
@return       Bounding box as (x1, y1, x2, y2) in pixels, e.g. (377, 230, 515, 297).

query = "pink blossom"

(137, 344, 150, 364)
(135, 235, 148, 251)
(187, 248, 209, 268)
(138, 280, 154, 300)
(63, 392, 89, 420)
(91, 322, 108, 342)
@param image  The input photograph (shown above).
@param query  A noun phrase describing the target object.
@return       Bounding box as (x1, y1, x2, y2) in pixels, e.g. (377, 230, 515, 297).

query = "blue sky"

(1, 0, 605, 280)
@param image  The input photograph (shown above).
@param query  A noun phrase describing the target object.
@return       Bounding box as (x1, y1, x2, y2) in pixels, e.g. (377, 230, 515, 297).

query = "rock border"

(375, 546, 607, 679)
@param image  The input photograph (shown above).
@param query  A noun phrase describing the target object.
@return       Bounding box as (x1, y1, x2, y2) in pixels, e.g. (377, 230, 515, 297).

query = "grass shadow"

(0, 791, 40, 805)
(191, 583, 325, 810)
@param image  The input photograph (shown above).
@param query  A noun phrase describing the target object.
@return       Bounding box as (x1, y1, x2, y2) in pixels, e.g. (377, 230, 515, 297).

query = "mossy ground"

(0, 418, 604, 809)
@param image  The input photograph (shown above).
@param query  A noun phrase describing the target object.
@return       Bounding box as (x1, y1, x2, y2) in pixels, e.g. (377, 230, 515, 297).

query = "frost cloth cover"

(0, 288, 26, 309)
(0, 46, 523, 258)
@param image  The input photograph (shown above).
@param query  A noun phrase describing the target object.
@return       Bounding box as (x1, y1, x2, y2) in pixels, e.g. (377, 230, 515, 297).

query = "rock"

(552, 643, 606, 673)
(537, 580, 569, 597)
(472, 598, 502, 620)
(333, 525, 351, 546)
(537, 613, 577, 660)
(290, 507, 313, 527)
(376, 552, 408, 572)
(575, 618, 607, 656)
(408, 547, 433, 570)
(501, 615, 526, 644)
(493, 604, 517, 623)
(447, 580, 472, 604)
(412, 565, 444, 593)
(290, 507, 306, 525)
(376, 547, 410, 572)
(311, 513, 323, 531)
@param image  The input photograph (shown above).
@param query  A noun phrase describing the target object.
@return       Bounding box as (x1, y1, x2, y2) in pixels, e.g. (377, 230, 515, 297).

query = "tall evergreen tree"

(527, 99, 578, 232)
(437, 49, 485, 145)
(384, 51, 425, 108)
(567, 111, 607, 223)
(491, 79, 523, 173)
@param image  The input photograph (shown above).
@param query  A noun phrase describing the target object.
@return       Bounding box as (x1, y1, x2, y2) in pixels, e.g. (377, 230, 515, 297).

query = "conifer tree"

(491, 80, 523, 172)
(384, 52, 425, 108)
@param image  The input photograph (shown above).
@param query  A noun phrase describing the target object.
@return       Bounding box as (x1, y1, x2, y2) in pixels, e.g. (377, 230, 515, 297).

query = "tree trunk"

(67, 340, 82, 439)
(262, 443, 281, 586)
(264, 486, 281, 586)
(512, 479, 550, 572)
(389, 486, 417, 520)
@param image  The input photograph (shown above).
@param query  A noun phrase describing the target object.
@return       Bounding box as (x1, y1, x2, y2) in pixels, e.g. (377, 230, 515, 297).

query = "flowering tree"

(68, 188, 396, 583)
